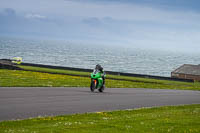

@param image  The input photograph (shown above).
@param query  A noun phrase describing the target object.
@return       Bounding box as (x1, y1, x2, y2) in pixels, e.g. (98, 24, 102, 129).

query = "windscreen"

(93, 69, 100, 74)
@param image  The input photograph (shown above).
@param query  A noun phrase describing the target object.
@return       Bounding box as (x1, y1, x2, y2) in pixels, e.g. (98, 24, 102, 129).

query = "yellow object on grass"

(12, 57, 22, 64)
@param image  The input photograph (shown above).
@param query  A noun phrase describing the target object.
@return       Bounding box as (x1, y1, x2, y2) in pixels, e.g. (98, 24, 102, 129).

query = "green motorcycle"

(90, 69, 105, 92)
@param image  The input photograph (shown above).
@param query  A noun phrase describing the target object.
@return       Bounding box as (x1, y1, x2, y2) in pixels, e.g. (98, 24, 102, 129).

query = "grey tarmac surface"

(0, 87, 200, 121)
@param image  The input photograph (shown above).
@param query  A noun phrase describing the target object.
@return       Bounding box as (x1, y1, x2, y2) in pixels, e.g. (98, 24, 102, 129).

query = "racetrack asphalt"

(0, 87, 200, 121)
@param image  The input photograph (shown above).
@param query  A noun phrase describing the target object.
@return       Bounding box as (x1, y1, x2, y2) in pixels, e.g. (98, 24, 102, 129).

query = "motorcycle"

(90, 69, 105, 92)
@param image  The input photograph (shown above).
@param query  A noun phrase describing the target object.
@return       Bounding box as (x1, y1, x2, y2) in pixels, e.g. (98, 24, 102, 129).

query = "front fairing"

(91, 69, 102, 79)
(91, 69, 103, 88)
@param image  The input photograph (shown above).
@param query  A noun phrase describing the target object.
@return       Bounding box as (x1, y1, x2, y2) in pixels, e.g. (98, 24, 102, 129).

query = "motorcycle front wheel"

(90, 80, 95, 92)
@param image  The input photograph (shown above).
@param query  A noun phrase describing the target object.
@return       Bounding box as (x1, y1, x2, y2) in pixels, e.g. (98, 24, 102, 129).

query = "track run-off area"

(0, 87, 200, 121)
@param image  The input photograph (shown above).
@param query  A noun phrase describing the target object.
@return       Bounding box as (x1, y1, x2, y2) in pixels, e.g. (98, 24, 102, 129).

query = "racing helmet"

(95, 64, 103, 71)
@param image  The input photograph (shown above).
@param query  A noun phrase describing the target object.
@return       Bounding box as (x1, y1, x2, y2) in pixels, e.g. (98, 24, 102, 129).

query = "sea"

(0, 37, 200, 77)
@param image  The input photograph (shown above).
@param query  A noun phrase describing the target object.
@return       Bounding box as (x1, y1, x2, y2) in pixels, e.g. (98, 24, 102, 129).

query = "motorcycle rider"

(95, 64, 105, 86)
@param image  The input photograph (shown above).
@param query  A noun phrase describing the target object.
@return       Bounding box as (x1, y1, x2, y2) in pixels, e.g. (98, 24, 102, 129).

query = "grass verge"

(18, 65, 197, 85)
(0, 104, 200, 133)
(0, 69, 200, 90)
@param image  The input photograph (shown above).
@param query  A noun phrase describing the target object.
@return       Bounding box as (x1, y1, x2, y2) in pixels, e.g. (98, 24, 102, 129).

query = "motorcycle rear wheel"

(98, 85, 105, 92)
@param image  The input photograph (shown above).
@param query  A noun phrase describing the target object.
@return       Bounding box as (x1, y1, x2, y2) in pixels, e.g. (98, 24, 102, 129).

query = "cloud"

(1, 0, 200, 25)
(25, 14, 47, 19)
(0, 0, 200, 52)
(82, 17, 102, 26)
(0, 8, 16, 17)
(3, 8, 16, 16)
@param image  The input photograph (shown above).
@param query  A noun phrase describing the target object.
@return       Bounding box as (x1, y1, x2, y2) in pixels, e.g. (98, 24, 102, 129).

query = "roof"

(172, 64, 200, 76)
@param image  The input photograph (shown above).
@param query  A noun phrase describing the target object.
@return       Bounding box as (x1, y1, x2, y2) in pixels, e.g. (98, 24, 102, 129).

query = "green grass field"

(0, 104, 199, 133)
(0, 67, 200, 132)
(18, 65, 191, 84)
(0, 68, 200, 90)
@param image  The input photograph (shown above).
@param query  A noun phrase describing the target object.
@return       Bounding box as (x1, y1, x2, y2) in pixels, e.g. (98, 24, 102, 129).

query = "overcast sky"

(0, 0, 200, 52)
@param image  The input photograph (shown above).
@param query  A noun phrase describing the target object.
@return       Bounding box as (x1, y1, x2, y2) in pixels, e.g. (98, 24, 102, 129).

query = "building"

(171, 64, 200, 81)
